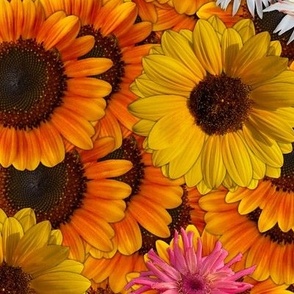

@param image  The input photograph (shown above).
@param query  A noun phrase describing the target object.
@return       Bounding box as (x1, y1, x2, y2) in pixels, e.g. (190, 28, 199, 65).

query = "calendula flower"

(200, 189, 294, 284)
(41, 0, 152, 149)
(126, 225, 255, 293)
(0, 137, 132, 256)
(0, 208, 90, 293)
(129, 17, 294, 194)
(0, 0, 112, 170)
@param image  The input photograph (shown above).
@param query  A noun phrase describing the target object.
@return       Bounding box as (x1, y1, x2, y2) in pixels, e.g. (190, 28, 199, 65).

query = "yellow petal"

(193, 19, 222, 75)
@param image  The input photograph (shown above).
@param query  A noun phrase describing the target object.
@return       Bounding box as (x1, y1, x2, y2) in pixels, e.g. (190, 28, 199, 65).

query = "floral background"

(0, 0, 294, 293)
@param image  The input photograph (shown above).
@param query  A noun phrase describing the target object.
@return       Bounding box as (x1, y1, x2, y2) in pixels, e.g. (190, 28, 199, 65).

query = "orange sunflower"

(0, 0, 113, 171)
(83, 182, 201, 293)
(133, 0, 244, 34)
(200, 189, 294, 285)
(83, 251, 146, 294)
(226, 146, 294, 233)
(86, 135, 183, 258)
(0, 136, 132, 257)
(41, 0, 153, 149)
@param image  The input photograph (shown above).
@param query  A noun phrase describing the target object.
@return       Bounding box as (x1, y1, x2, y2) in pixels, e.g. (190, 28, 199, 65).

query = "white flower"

(264, 0, 294, 44)
(216, 0, 271, 17)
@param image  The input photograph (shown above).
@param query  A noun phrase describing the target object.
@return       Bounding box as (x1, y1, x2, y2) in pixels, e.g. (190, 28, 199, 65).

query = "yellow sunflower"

(0, 137, 132, 257)
(200, 189, 294, 285)
(0, 207, 90, 293)
(40, 0, 153, 149)
(129, 17, 294, 194)
(226, 146, 294, 233)
(0, 0, 113, 171)
(85, 135, 183, 258)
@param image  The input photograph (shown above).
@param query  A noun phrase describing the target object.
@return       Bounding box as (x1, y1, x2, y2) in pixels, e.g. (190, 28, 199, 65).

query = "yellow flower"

(0, 208, 90, 293)
(130, 17, 294, 194)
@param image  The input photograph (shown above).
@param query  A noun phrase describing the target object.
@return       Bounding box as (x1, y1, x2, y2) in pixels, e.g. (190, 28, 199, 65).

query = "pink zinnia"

(126, 225, 255, 293)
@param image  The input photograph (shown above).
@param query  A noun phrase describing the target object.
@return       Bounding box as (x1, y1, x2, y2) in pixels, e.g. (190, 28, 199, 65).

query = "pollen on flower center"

(188, 73, 252, 135)
(265, 146, 294, 193)
(0, 38, 67, 130)
(248, 208, 294, 243)
(0, 262, 33, 294)
(0, 151, 87, 229)
(78, 25, 125, 100)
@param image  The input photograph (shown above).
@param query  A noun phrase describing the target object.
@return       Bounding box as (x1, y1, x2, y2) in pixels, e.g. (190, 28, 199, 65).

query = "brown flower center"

(0, 151, 87, 228)
(0, 38, 67, 130)
(0, 262, 34, 294)
(188, 73, 251, 135)
(265, 145, 294, 192)
(253, 11, 294, 62)
(139, 188, 191, 255)
(78, 25, 125, 100)
(87, 285, 115, 294)
(248, 208, 294, 244)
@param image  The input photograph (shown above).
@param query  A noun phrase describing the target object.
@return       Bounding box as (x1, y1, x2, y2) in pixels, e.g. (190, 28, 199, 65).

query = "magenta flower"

(126, 225, 255, 293)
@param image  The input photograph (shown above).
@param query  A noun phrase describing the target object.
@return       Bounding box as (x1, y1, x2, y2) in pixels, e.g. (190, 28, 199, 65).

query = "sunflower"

(129, 17, 294, 194)
(200, 189, 294, 285)
(226, 145, 294, 233)
(243, 277, 292, 294)
(126, 224, 255, 293)
(134, 0, 243, 34)
(0, 136, 132, 256)
(86, 135, 183, 258)
(83, 174, 198, 293)
(83, 251, 147, 294)
(0, 207, 91, 293)
(0, 0, 113, 171)
(40, 0, 153, 149)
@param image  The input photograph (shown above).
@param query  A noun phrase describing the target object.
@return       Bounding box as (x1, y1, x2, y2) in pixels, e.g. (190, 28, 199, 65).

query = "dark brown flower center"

(87, 285, 115, 294)
(0, 151, 87, 229)
(78, 25, 125, 101)
(0, 262, 34, 294)
(253, 11, 294, 62)
(139, 187, 191, 255)
(99, 136, 144, 202)
(265, 145, 294, 192)
(287, 284, 294, 292)
(188, 73, 251, 135)
(248, 208, 294, 244)
(0, 38, 67, 130)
